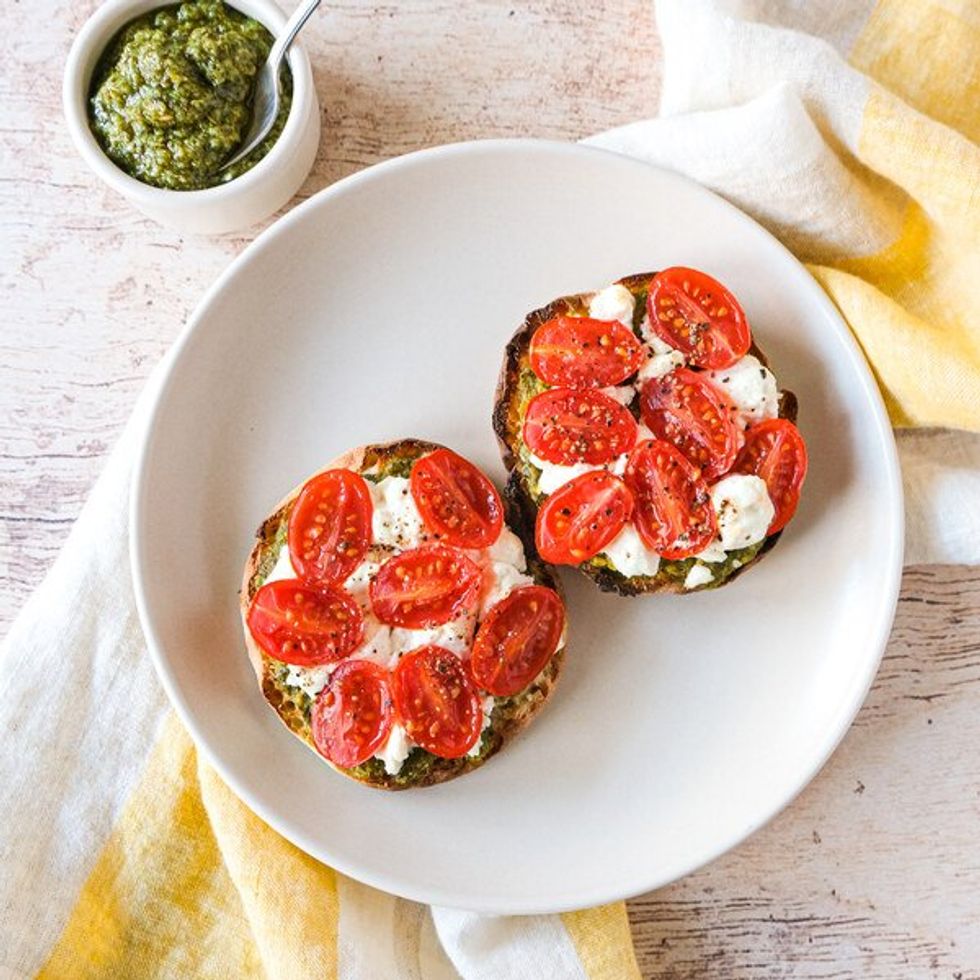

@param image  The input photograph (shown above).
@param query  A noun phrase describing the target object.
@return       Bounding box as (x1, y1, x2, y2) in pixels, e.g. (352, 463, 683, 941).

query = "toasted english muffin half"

(241, 439, 565, 790)
(493, 272, 800, 596)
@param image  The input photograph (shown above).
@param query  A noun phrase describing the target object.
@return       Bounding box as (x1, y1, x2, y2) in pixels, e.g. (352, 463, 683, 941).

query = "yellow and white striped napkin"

(0, 381, 640, 980)
(591, 0, 980, 563)
(2, 1, 978, 977)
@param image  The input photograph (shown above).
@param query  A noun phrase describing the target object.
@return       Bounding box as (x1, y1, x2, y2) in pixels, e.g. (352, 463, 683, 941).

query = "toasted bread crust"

(240, 439, 566, 790)
(493, 272, 798, 597)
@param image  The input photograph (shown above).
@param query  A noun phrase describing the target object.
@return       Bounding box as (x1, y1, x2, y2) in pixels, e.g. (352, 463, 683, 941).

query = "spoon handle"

(270, 0, 322, 67)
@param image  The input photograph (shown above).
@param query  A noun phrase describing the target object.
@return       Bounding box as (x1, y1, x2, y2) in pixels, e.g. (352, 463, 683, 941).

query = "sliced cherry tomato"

(523, 387, 638, 465)
(392, 646, 482, 758)
(471, 585, 564, 697)
(288, 469, 373, 586)
(733, 418, 808, 533)
(247, 580, 363, 666)
(639, 367, 744, 481)
(311, 660, 394, 767)
(535, 470, 634, 565)
(647, 267, 751, 370)
(624, 440, 716, 559)
(529, 315, 645, 388)
(369, 544, 481, 628)
(410, 448, 503, 549)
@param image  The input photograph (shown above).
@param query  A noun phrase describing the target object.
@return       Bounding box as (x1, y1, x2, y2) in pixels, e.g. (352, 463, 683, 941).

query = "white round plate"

(132, 139, 903, 914)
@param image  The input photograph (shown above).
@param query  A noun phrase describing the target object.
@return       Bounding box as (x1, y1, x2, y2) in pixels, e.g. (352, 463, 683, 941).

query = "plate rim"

(130, 137, 905, 913)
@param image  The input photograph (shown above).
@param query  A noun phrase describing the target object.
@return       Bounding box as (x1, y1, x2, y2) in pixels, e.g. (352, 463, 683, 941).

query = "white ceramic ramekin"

(63, 0, 320, 235)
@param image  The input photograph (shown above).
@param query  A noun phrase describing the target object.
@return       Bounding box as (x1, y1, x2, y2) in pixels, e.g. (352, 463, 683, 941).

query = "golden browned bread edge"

(239, 439, 566, 790)
(492, 272, 798, 597)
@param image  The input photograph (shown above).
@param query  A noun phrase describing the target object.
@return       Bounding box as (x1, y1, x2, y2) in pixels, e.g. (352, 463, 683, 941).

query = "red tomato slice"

(639, 367, 744, 481)
(247, 580, 364, 666)
(733, 419, 808, 533)
(647, 267, 751, 370)
(369, 544, 481, 628)
(624, 440, 717, 559)
(523, 388, 638, 465)
(311, 660, 394, 767)
(288, 469, 373, 586)
(392, 646, 482, 758)
(471, 585, 565, 696)
(535, 470, 634, 565)
(410, 448, 503, 549)
(529, 315, 644, 388)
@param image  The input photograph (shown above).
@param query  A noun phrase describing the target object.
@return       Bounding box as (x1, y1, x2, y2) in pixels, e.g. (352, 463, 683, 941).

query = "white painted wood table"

(2, 3, 978, 977)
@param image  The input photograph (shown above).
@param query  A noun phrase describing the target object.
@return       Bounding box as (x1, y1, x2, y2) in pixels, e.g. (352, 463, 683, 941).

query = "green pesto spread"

(89, 0, 291, 190)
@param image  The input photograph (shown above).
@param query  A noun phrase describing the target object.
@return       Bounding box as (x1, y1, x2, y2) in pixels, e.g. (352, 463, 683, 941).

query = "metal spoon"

(218, 0, 321, 172)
